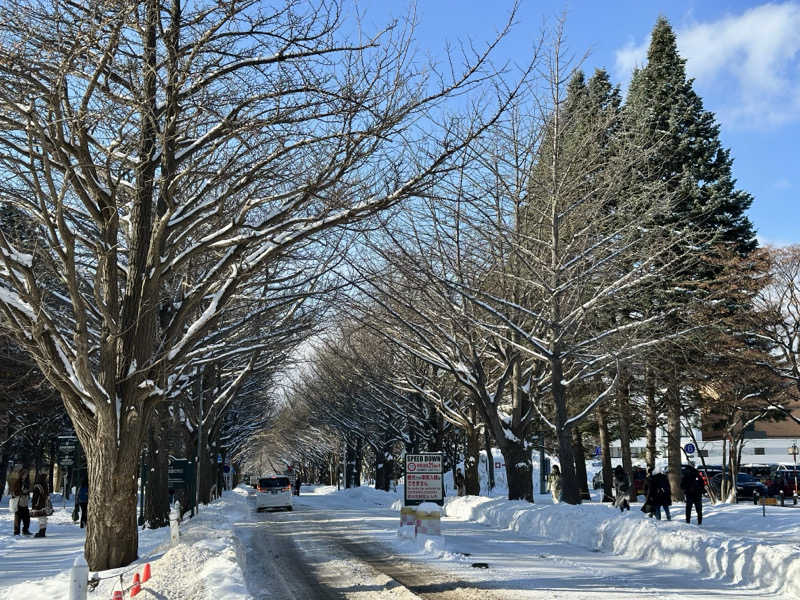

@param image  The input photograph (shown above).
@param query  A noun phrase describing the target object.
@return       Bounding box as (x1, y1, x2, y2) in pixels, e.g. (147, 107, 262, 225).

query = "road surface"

(235, 497, 786, 600)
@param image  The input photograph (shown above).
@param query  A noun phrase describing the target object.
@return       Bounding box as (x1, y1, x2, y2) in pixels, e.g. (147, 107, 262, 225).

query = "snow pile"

(0, 487, 253, 600)
(442, 495, 800, 598)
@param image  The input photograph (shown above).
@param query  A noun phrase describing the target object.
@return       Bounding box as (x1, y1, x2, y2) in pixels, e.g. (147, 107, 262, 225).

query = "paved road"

(236, 495, 787, 600)
(237, 502, 507, 600)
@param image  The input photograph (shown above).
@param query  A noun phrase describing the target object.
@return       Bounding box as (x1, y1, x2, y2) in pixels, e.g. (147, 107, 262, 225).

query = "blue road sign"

(684, 443, 696, 455)
(593, 446, 602, 457)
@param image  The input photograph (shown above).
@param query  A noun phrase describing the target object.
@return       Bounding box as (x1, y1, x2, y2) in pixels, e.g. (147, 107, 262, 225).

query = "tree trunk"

(345, 440, 357, 488)
(354, 437, 363, 487)
(551, 354, 579, 504)
(616, 365, 635, 501)
(484, 425, 495, 491)
(500, 440, 533, 501)
(597, 401, 614, 502)
(572, 427, 590, 501)
(374, 444, 386, 491)
(464, 423, 481, 495)
(144, 408, 170, 528)
(645, 366, 657, 471)
(666, 371, 684, 502)
(82, 416, 141, 570)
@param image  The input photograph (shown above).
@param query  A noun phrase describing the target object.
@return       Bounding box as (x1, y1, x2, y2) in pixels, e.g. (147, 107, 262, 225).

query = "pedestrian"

(454, 468, 465, 496)
(642, 466, 657, 517)
(30, 471, 52, 537)
(646, 467, 672, 520)
(547, 465, 563, 504)
(613, 465, 631, 511)
(8, 463, 32, 536)
(77, 478, 89, 528)
(293, 475, 302, 496)
(681, 463, 704, 525)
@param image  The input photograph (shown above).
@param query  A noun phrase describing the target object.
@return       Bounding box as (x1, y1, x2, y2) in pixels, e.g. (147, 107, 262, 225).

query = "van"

(255, 475, 293, 512)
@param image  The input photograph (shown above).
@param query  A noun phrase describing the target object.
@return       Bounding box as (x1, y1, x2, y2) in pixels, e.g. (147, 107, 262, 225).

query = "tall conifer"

(623, 17, 757, 499)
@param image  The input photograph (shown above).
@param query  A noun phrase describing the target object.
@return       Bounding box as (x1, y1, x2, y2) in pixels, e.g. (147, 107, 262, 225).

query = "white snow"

(3, 471, 800, 599)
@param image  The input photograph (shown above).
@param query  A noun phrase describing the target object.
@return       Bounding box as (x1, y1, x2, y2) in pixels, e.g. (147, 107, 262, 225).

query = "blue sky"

(356, 1, 799, 245)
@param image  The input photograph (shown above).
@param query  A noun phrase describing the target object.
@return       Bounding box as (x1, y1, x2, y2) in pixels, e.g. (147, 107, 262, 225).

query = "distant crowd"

(546, 463, 706, 524)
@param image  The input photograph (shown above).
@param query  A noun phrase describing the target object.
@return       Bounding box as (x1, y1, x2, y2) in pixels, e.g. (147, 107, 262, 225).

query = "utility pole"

(539, 430, 547, 495)
(196, 390, 203, 514)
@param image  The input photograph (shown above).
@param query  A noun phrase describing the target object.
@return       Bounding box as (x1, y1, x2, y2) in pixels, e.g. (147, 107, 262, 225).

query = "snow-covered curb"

(441, 495, 800, 598)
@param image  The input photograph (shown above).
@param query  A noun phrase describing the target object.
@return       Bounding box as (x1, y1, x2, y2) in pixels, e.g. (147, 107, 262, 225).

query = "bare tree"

(756, 245, 800, 424)
(0, 0, 518, 568)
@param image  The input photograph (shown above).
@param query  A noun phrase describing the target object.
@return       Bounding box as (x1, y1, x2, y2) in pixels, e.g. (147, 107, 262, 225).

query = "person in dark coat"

(643, 467, 657, 517)
(8, 464, 32, 536)
(454, 468, 465, 496)
(30, 471, 51, 537)
(613, 465, 630, 511)
(681, 463, 704, 525)
(644, 467, 672, 520)
(77, 478, 89, 528)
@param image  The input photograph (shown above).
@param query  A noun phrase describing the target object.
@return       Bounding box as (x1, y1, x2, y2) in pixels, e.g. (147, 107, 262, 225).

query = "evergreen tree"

(623, 17, 758, 499)
(624, 16, 756, 253)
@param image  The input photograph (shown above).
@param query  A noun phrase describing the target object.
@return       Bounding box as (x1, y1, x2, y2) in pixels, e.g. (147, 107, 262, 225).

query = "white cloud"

(773, 177, 793, 190)
(614, 3, 800, 129)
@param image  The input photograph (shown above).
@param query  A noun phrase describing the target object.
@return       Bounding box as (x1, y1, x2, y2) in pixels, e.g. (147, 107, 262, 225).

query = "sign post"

(789, 443, 799, 497)
(168, 458, 197, 516)
(403, 453, 443, 537)
(404, 454, 443, 506)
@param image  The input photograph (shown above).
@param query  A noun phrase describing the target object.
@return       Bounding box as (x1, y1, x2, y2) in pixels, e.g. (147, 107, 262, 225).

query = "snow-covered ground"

(2, 480, 800, 599)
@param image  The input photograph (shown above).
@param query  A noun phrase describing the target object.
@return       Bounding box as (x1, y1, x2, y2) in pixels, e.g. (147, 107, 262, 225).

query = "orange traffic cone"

(130, 573, 141, 597)
(112, 591, 123, 600)
(142, 563, 151, 583)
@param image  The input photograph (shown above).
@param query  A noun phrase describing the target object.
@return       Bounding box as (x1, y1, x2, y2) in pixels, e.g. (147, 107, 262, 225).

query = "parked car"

(591, 466, 646, 496)
(709, 472, 768, 501)
(254, 475, 293, 512)
(768, 465, 799, 497)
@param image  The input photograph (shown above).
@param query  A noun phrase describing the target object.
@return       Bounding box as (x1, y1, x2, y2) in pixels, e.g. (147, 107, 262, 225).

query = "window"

(258, 477, 290, 488)
(754, 448, 765, 456)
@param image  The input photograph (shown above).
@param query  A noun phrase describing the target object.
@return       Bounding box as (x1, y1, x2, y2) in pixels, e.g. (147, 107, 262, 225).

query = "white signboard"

(404, 453, 443, 506)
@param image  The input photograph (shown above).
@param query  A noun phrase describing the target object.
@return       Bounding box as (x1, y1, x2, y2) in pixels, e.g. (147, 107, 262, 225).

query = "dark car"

(710, 472, 768, 501)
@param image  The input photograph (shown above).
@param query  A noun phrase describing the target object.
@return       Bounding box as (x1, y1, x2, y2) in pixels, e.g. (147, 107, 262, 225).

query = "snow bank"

(442, 495, 800, 598)
(0, 487, 253, 600)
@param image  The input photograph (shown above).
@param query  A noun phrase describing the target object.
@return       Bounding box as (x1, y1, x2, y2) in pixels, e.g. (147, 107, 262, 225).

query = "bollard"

(170, 504, 181, 545)
(779, 490, 785, 507)
(142, 563, 151, 583)
(794, 492, 798, 506)
(68, 556, 89, 600)
(753, 491, 759, 505)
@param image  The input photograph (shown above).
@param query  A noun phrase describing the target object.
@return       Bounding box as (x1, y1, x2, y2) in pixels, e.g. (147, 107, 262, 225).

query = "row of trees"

(264, 19, 799, 508)
(1, 1, 796, 569)
(0, 0, 524, 569)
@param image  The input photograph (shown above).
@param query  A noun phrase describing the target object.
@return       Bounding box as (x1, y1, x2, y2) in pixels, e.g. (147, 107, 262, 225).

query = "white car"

(255, 475, 293, 511)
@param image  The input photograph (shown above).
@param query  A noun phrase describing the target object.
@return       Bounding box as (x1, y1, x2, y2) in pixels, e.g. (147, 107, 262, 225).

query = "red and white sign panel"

(405, 453, 443, 505)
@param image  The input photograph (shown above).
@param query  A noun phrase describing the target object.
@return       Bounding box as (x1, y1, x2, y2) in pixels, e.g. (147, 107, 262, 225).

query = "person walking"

(77, 478, 89, 528)
(647, 467, 672, 520)
(613, 465, 631, 511)
(454, 468, 466, 496)
(643, 466, 657, 517)
(547, 465, 563, 504)
(30, 472, 52, 537)
(8, 463, 32, 536)
(681, 463, 704, 525)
